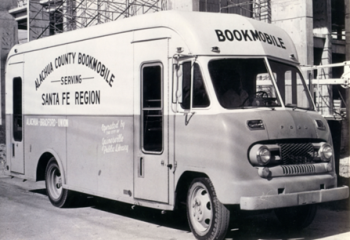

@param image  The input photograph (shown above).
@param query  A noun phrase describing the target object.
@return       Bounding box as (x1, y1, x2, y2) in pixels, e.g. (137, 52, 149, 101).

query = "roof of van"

(9, 11, 298, 63)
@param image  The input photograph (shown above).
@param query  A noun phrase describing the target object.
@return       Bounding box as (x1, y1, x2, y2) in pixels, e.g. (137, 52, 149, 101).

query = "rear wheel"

(45, 157, 72, 208)
(274, 204, 317, 230)
(187, 178, 230, 240)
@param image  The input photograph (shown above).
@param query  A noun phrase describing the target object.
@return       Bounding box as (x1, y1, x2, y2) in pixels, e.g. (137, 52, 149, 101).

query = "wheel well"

(36, 152, 54, 181)
(175, 171, 208, 210)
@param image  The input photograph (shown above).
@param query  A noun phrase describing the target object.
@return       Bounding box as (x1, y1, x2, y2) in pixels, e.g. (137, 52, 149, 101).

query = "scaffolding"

(10, 0, 271, 41)
(35, 0, 167, 38)
(200, 0, 271, 23)
(10, 0, 168, 41)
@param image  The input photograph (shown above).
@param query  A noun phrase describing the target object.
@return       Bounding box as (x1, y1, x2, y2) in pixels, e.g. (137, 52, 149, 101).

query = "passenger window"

(269, 60, 313, 110)
(142, 65, 163, 152)
(284, 71, 293, 105)
(296, 73, 310, 108)
(284, 71, 310, 108)
(181, 62, 210, 109)
(13, 77, 22, 142)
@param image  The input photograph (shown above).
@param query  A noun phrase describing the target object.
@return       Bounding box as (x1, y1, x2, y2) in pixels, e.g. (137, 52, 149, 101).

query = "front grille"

(281, 164, 316, 175)
(278, 143, 314, 164)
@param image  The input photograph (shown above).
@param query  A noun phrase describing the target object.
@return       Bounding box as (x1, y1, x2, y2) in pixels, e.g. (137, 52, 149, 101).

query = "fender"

(38, 148, 67, 185)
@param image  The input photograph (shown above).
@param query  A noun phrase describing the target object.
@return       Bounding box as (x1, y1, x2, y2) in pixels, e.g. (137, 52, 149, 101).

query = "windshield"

(208, 58, 313, 110)
(209, 58, 281, 109)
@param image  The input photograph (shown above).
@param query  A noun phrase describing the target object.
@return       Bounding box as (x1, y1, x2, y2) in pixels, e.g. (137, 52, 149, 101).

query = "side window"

(181, 62, 210, 109)
(284, 70, 310, 108)
(193, 63, 210, 107)
(13, 77, 22, 142)
(269, 59, 313, 110)
(296, 72, 311, 109)
(142, 64, 163, 152)
(181, 62, 191, 109)
(284, 70, 294, 105)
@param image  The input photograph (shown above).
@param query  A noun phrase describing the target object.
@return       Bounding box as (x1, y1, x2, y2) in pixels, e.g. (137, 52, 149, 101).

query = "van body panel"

(19, 32, 134, 117)
(257, 109, 319, 139)
(7, 11, 298, 66)
(24, 115, 67, 180)
(66, 116, 134, 197)
(173, 109, 336, 204)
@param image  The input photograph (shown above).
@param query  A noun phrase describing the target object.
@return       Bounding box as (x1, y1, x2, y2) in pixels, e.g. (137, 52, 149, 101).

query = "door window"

(13, 77, 22, 141)
(142, 64, 163, 153)
(181, 62, 210, 109)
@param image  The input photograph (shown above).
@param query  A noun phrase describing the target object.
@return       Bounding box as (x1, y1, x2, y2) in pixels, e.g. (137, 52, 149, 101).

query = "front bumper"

(240, 186, 349, 210)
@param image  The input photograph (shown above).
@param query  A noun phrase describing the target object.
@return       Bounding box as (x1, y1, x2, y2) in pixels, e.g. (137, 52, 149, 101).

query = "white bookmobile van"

(4, 11, 349, 240)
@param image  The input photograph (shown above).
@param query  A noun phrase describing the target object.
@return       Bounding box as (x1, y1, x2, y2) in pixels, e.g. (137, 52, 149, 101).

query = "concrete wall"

(271, 0, 313, 66)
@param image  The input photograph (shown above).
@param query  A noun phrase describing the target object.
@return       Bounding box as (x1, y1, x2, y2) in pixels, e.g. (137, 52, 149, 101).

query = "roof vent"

(176, 47, 184, 53)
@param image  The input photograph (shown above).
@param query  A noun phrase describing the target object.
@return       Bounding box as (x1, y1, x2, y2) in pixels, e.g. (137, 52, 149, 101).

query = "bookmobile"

(4, 11, 348, 240)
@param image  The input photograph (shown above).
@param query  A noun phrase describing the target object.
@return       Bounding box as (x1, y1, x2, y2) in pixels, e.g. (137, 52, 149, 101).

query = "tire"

(45, 157, 72, 208)
(187, 178, 230, 240)
(274, 204, 317, 230)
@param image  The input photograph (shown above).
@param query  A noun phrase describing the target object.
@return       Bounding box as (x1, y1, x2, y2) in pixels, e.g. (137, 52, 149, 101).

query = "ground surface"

(0, 164, 349, 240)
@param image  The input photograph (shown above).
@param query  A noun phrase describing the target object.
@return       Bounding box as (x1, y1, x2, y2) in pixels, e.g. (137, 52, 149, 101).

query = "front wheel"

(274, 204, 317, 230)
(187, 178, 230, 240)
(45, 157, 73, 208)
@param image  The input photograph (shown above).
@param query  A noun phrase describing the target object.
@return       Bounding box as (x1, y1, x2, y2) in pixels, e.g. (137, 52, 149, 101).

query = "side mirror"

(172, 60, 196, 115)
(176, 90, 182, 103)
(172, 63, 185, 112)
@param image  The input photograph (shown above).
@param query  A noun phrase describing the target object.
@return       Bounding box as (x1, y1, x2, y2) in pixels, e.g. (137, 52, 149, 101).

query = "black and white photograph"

(0, 0, 349, 239)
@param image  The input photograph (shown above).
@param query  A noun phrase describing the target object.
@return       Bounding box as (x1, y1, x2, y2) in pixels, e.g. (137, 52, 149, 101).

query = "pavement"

(0, 154, 349, 240)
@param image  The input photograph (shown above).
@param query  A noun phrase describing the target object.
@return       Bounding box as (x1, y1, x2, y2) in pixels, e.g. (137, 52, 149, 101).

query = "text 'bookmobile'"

(4, 11, 349, 240)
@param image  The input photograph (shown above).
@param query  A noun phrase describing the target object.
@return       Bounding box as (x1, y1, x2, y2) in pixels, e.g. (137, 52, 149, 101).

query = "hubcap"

(48, 166, 62, 200)
(189, 183, 213, 235)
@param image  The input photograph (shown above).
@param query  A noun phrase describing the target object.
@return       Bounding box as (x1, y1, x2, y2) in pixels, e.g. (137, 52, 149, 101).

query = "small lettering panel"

(66, 116, 133, 196)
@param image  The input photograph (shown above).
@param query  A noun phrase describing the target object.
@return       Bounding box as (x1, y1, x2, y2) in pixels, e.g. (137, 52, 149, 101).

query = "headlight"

(319, 143, 333, 161)
(257, 147, 271, 165)
(249, 145, 272, 166)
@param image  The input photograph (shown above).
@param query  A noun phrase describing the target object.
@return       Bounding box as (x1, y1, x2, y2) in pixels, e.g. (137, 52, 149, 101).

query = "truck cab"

(166, 11, 349, 240)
